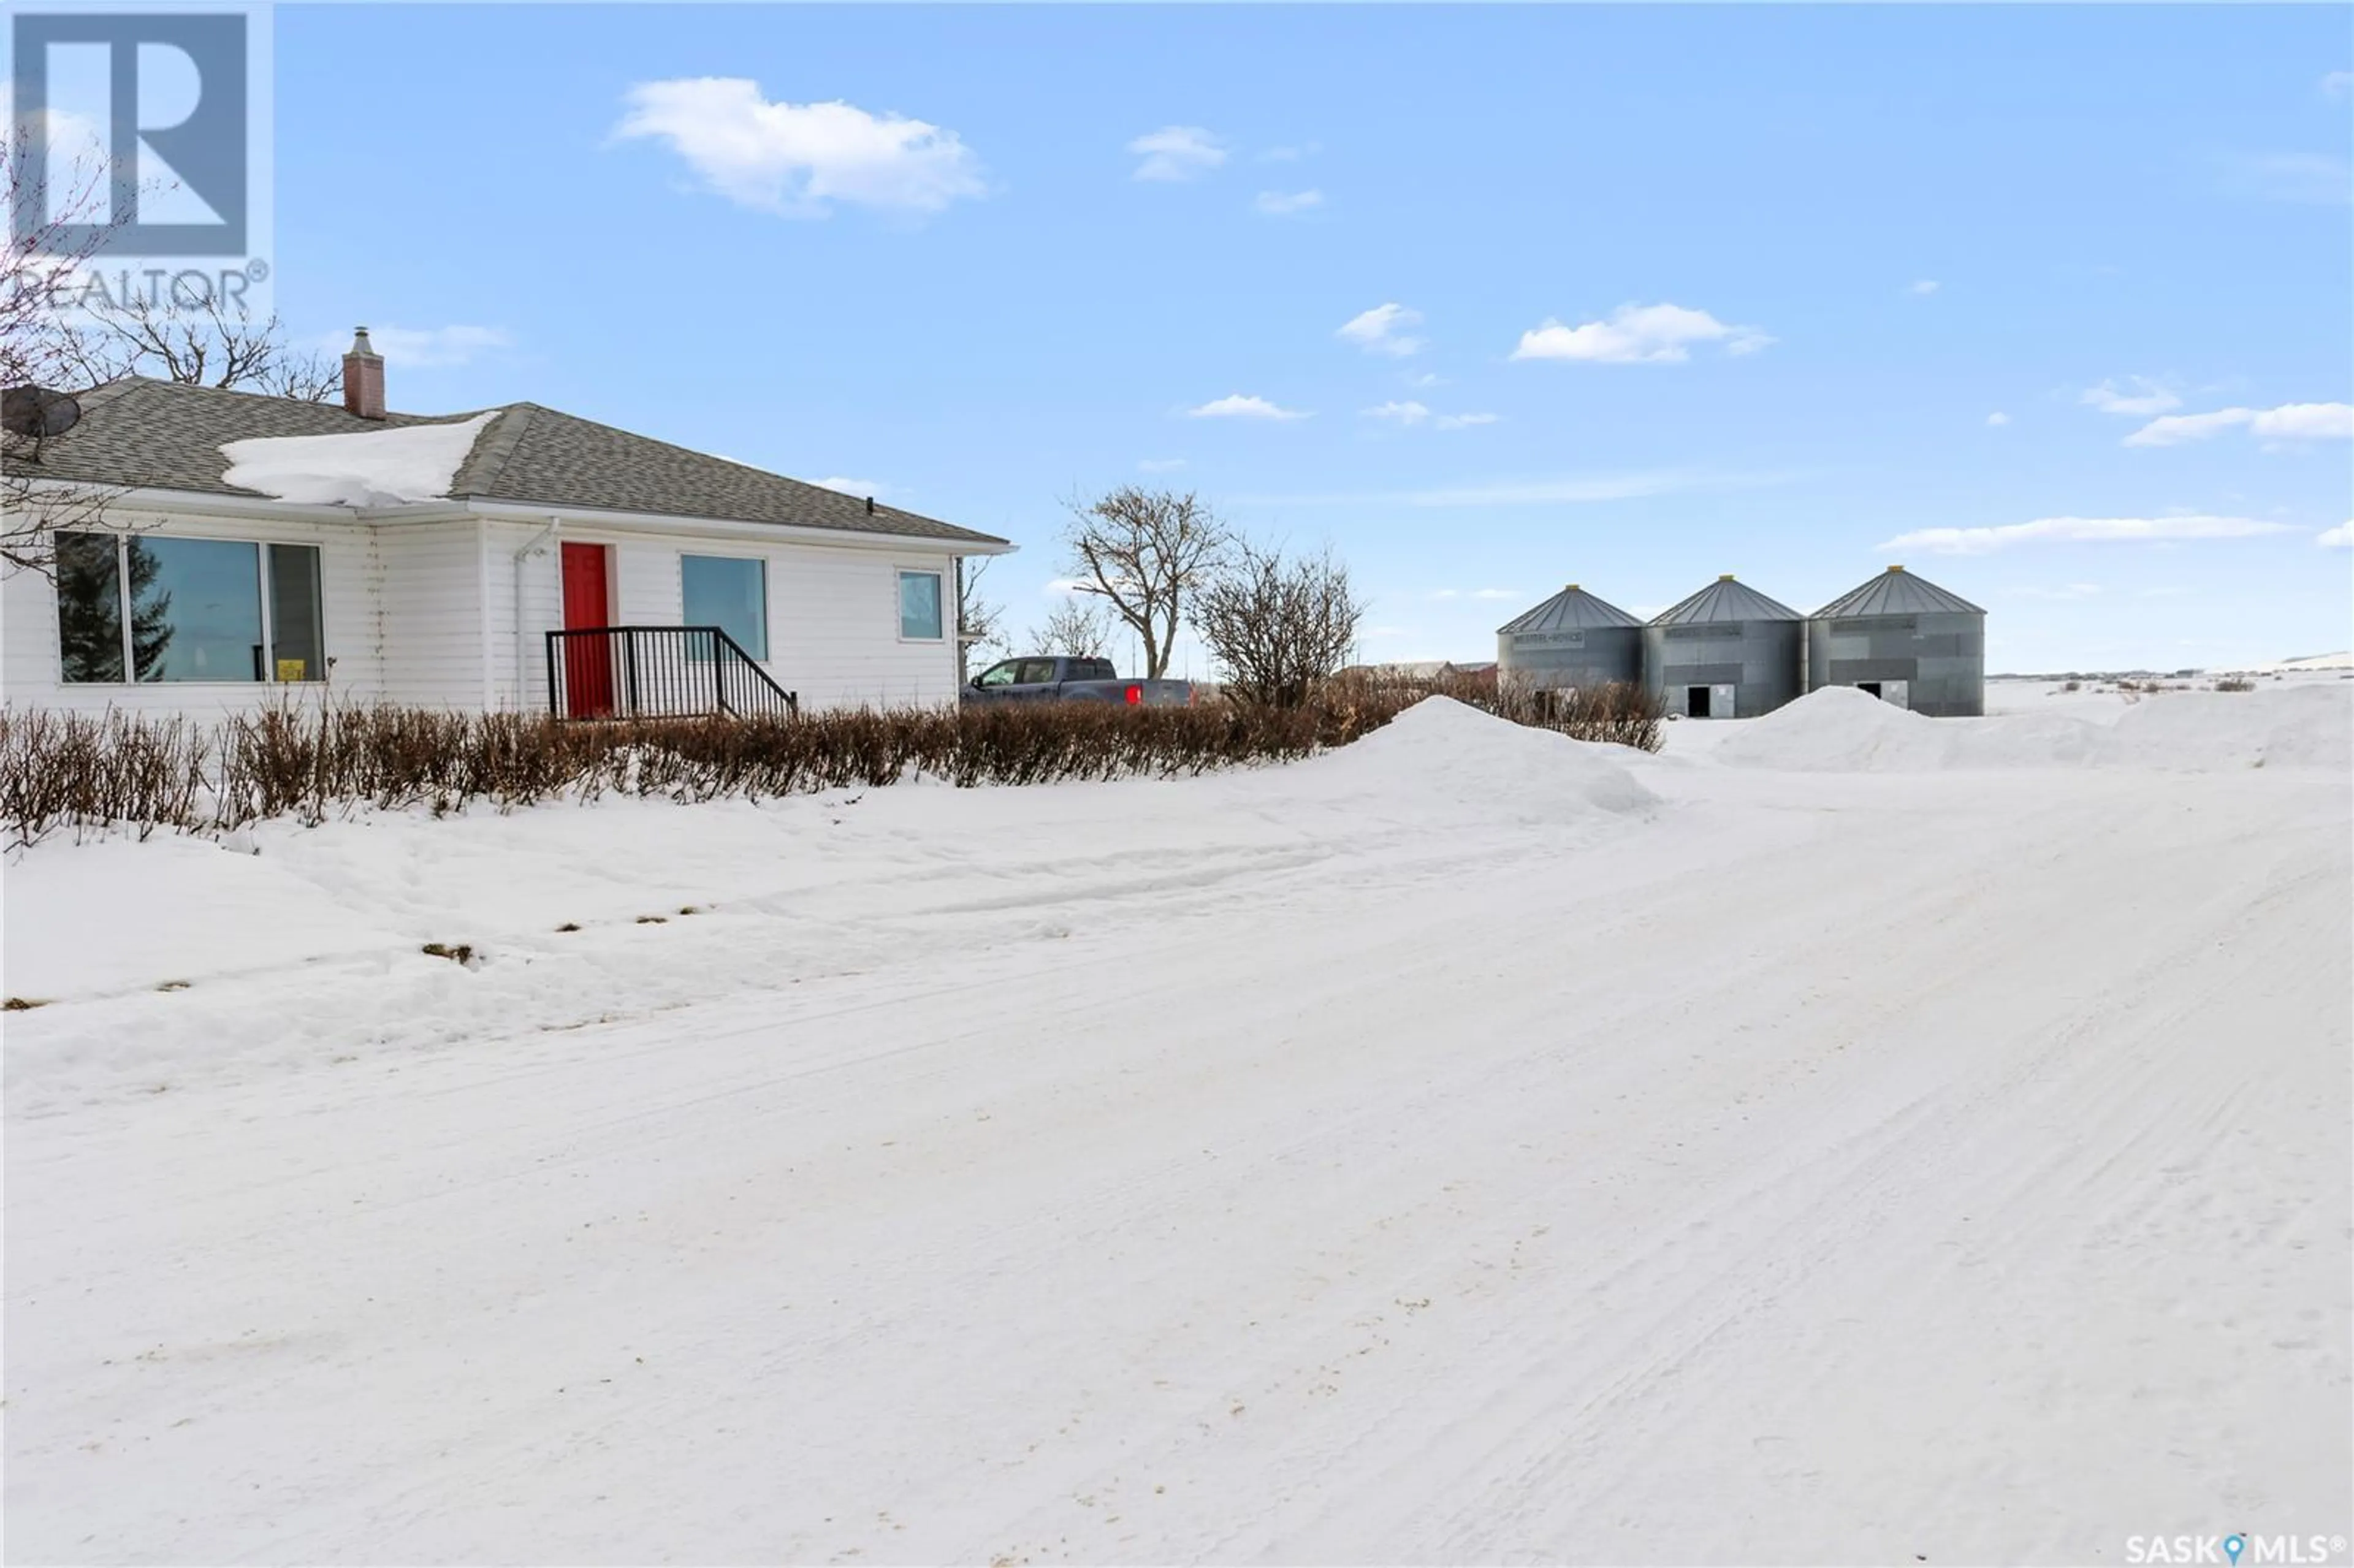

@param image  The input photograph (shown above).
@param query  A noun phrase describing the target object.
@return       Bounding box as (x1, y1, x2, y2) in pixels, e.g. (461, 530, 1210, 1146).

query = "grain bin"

(1496, 584, 1646, 695)
(1807, 565, 1986, 717)
(1643, 574, 1805, 718)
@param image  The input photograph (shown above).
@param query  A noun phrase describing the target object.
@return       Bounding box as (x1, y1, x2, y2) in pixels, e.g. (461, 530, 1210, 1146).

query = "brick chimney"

(341, 327, 386, 421)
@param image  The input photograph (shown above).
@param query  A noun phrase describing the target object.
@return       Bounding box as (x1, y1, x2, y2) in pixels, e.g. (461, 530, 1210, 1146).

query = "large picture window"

(54, 532, 326, 685)
(681, 554, 768, 660)
(897, 569, 943, 642)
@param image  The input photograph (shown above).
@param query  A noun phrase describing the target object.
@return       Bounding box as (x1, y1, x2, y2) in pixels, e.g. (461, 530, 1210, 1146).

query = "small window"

(268, 543, 325, 682)
(897, 569, 943, 641)
(55, 532, 324, 685)
(682, 555, 768, 660)
(973, 660, 1021, 689)
(1015, 658, 1059, 685)
(55, 532, 125, 683)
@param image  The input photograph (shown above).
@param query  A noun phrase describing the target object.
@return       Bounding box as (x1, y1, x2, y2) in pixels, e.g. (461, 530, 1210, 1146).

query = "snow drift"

(1714, 683, 2352, 772)
(219, 412, 495, 506)
(3, 679, 2347, 1565)
(1221, 696, 1658, 826)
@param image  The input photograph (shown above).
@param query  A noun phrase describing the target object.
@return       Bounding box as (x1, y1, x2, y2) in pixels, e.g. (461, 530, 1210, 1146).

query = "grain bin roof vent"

(1496, 584, 1647, 636)
(1650, 576, 1804, 625)
(1812, 568, 1985, 618)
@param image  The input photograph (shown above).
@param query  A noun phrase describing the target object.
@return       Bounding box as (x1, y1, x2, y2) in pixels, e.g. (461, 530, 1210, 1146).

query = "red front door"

(560, 542, 614, 718)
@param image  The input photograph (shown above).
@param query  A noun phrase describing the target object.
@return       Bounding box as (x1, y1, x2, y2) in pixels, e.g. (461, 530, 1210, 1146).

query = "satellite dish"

(2, 386, 81, 439)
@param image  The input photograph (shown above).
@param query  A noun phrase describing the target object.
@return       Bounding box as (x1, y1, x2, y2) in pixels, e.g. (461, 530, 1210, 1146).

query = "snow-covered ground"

(6, 684, 2349, 1564)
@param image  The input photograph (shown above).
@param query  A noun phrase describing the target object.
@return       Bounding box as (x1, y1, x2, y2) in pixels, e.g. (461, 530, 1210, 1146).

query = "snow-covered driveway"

(6, 693, 2348, 1564)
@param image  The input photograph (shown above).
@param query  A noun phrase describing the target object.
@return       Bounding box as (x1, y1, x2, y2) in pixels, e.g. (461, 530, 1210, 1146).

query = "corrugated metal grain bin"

(1644, 574, 1805, 718)
(1496, 584, 1645, 692)
(1806, 565, 1986, 717)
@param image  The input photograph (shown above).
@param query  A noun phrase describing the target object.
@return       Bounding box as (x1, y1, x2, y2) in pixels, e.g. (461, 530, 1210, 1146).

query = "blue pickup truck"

(962, 655, 1194, 707)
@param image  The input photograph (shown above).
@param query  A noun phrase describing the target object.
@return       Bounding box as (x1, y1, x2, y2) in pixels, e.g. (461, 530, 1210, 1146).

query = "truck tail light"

(1124, 683, 1142, 705)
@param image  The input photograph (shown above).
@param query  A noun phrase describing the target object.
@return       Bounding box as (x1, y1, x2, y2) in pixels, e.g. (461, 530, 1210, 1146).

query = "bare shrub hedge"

(1, 676, 1661, 840)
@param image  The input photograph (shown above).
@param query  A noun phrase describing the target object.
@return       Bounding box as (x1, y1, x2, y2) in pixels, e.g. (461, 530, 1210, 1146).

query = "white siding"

(0, 509, 384, 717)
(769, 546, 962, 709)
(482, 527, 965, 713)
(375, 520, 490, 709)
(480, 520, 562, 710)
(5, 506, 979, 718)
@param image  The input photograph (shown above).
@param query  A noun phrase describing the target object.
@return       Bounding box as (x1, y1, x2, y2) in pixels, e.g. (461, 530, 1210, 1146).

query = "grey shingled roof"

(1497, 584, 1645, 635)
(1650, 575, 1804, 625)
(1813, 566, 1984, 618)
(2, 376, 1008, 546)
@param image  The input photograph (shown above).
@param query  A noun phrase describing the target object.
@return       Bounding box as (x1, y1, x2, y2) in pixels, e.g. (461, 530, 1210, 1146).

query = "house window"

(897, 569, 943, 641)
(681, 554, 768, 660)
(55, 532, 125, 683)
(54, 531, 325, 685)
(267, 544, 326, 681)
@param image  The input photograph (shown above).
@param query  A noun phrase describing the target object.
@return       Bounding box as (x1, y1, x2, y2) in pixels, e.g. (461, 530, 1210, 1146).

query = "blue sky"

(270, 4, 2352, 673)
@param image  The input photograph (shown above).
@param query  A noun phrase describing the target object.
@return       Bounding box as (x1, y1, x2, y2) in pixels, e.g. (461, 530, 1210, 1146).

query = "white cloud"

(0, 87, 108, 181)
(1186, 394, 1309, 421)
(612, 79, 986, 217)
(1986, 411, 2011, 427)
(2124, 402, 2354, 447)
(1128, 126, 1226, 183)
(2319, 522, 2353, 549)
(2325, 71, 2353, 99)
(2080, 377, 2181, 417)
(2219, 152, 2352, 205)
(348, 325, 512, 369)
(1908, 279, 1940, 296)
(1362, 402, 1498, 432)
(812, 476, 891, 498)
(1337, 302, 1423, 357)
(1510, 302, 1773, 364)
(1406, 371, 1445, 388)
(1137, 457, 1187, 473)
(1878, 515, 2298, 555)
(1254, 188, 1323, 216)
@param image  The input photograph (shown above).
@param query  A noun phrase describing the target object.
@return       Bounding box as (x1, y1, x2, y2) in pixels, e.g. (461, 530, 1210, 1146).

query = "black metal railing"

(546, 626, 799, 721)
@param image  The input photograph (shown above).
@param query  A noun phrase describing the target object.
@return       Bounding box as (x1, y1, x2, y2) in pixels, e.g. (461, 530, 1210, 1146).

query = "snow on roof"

(217, 413, 499, 507)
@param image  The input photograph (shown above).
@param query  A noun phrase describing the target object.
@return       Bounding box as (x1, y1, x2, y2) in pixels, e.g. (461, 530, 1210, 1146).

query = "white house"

(2, 331, 1013, 719)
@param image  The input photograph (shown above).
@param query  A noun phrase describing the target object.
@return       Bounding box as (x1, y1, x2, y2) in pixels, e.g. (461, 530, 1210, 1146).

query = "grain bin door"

(1713, 683, 1737, 718)
(1881, 679, 1910, 710)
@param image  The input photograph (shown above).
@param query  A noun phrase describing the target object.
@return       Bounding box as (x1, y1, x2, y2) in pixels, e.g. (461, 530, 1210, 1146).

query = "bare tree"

(1195, 540, 1365, 707)
(58, 292, 341, 403)
(3, 153, 126, 571)
(953, 555, 1005, 682)
(6, 147, 341, 569)
(1061, 486, 1228, 679)
(1037, 597, 1117, 660)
